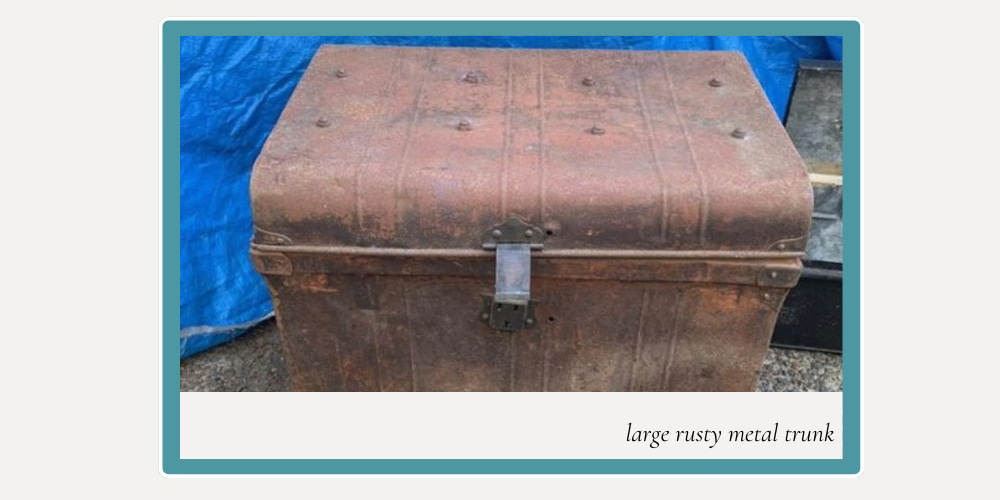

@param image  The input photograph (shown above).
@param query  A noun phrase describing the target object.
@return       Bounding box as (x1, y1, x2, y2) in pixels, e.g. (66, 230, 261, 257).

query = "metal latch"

(478, 218, 544, 332)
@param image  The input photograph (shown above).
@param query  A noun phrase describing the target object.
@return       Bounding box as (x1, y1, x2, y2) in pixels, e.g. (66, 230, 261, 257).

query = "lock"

(478, 217, 543, 332)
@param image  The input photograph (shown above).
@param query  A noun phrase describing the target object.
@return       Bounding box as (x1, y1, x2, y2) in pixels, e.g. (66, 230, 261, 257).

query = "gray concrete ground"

(180, 319, 842, 392)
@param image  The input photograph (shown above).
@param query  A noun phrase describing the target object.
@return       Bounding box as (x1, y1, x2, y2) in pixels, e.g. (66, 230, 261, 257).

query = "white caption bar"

(180, 392, 842, 459)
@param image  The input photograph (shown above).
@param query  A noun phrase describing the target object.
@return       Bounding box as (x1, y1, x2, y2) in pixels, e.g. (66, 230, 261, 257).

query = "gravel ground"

(758, 348, 842, 392)
(180, 319, 842, 392)
(180, 319, 290, 392)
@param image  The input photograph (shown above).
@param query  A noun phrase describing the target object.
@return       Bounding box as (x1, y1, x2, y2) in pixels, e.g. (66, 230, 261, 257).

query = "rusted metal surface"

(251, 45, 811, 252)
(250, 45, 812, 391)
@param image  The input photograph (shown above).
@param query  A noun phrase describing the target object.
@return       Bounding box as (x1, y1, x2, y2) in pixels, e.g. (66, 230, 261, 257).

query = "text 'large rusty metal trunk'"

(250, 45, 812, 391)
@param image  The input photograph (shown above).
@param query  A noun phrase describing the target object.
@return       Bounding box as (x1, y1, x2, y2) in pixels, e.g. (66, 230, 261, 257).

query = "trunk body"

(250, 46, 812, 391)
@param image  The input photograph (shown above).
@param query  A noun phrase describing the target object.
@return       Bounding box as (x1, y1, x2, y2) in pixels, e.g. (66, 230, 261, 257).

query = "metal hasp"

(479, 217, 544, 332)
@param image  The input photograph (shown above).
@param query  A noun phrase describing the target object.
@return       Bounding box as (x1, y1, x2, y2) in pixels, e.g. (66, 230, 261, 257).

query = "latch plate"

(479, 296, 539, 332)
(480, 218, 544, 333)
(481, 217, 544, 249)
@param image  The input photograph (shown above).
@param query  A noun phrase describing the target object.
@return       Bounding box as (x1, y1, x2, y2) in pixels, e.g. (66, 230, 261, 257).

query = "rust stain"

(331, 327, 345, 391)
(509, 333, 516, 391)
(542, 322, 550, 392)
(659, 52, 711, 247)
(395, 49, 433, 231)
(628, 289, 650, 391)
(501, 52, 513, 218)
(367, 311, 384, 391)
(660, 288, 684, 390)
(537, 52, 547, 222)
(402, 282, 417, 392)
(632, 52, 670, 241)
(354, 47, 405, 232)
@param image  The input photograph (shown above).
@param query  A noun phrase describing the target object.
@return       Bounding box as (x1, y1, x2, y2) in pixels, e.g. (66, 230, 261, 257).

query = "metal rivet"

(763, 293, 772, 300)
(770, 271, 778, 279)
(731, 128, 747, 139)
(335, 68, 348, 78)
(582, 76, 595, 86)
(315, 118, 330, 128)
(777, 243, 787, 250)
(524, 229, 534, 238)
(457, 119, 472, 131)
(590, 126, 605, 136)
(463, 72, 479, 84)
(492, 229, 503, 238)
(543, 221, 561, 236)
(708, 78, 723, 87)
(526, 318, 535, 325)
(481, 313, 490, 321)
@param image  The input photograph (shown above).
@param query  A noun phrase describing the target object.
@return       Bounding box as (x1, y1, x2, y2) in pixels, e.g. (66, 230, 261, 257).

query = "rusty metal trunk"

(250, 45, 812, 391)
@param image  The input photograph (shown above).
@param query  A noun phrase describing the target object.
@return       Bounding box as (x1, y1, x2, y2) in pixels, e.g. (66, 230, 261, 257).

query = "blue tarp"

(179, 35, 841, 358)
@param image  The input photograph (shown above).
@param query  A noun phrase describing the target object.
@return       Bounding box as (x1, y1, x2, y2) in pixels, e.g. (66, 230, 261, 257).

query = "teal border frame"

(163, 20, 861, 475)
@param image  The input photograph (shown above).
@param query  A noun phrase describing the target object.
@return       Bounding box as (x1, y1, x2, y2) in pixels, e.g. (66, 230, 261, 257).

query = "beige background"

(3, 2, 996, 497)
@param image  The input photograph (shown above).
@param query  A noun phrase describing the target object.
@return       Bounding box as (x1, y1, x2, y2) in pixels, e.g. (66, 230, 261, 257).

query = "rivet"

(582, 76, 595, 86)
(457, 119, 472, 131)
(731, 128, 747, 139)
(481, 313, 490, 321)
(526, 318, 535, 325)
(777, 243, 787, 250)
(763, 293, 772, 300)
(708, 78, 723, 87)
(492, 229, 503, 238)
(590, 126, 605, 136)
(335, 68, 348, 78)
(769, 271, 778, 279)
(315, 118, 330, 128)
(463, 73, 480, 84)
(524, 229, 534, 238)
